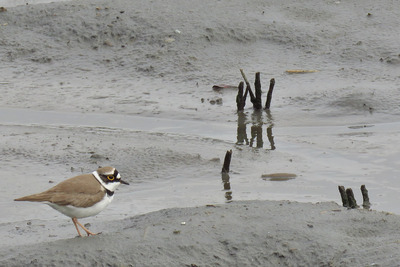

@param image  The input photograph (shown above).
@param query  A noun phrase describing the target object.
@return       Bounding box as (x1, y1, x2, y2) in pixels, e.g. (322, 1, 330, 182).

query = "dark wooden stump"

(253, 72, 262, 109)
(238, 69, 276, 111)
(346, 188, 358, 209)
(265, 78, 275, 109)
(221, 150, 233, 202)
(240, 69, 257, 110)
(222, 150, 232, 173)
(338, 185, 349, 207)
(361, 185, 371, 209)
(236, 81, 247, 111)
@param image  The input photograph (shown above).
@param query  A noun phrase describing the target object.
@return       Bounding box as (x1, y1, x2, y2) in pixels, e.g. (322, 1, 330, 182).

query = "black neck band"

(106, 189, 114, 196)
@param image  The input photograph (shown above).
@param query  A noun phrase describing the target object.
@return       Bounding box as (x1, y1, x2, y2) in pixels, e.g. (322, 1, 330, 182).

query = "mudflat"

(1, 0, 400, 265)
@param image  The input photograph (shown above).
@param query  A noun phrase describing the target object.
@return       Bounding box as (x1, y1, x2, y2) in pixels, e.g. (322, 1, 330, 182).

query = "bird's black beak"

(120, 179, 129, 185)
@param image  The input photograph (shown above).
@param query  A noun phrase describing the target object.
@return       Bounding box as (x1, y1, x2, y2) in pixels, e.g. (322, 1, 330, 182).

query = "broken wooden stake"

(240, 69, 251, 88)
(361, 184, 371, 209)
(253, 72, 262, 109)
(222, 150, 232, 173)
(221, 150, 233, 202)
(339, 185, 371, 209)
(346, 188, 358, 209)
(240, 69, 257, 109)
(236, 81, 247, 111)
(238, 69, 276, 111)
(265, 78, 275, 110)
(338, 185, 349, 207)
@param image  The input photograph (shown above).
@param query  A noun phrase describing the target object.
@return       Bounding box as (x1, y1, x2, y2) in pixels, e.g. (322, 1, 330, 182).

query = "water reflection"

(221, 172, 232, 202)
(236, 112, 249, 145)
(236, 109, 275, 150)
(250, 111, 263, 148)
(224, 109, 276, 202)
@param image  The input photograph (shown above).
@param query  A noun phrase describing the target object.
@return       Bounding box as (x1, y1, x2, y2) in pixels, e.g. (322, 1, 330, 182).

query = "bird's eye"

(107, 175, 115, 181)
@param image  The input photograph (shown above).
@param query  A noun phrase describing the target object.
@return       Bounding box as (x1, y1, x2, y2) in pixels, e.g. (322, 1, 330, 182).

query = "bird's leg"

(72, 217, 99, 236)
(72, 218, 83, 237)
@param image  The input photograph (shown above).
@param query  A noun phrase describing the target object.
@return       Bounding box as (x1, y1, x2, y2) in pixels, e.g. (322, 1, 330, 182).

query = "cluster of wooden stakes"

(236, 69, 275, 111)
(221, 69, 372, 208)
(219, 69, 275, 201)
(339, 185, 371, 209)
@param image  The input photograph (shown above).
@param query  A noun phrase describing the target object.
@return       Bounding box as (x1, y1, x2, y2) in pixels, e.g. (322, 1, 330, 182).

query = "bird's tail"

(14, 193, 48, 202)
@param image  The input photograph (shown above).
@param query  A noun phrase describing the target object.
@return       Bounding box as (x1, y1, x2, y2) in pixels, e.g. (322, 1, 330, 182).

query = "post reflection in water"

(223, 109, 276, 202)
(236, 109, 275, 150)
(236, 112, 249, 146)
(221, 172, 232, 202)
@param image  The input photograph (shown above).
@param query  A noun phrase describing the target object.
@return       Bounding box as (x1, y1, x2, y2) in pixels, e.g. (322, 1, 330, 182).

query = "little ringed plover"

(14, 166, 129, 237)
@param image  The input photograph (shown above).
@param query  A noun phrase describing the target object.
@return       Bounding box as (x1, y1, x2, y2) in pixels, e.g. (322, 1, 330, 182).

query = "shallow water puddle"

(0, 108, 236, 141)
(2, 108, 400, 216)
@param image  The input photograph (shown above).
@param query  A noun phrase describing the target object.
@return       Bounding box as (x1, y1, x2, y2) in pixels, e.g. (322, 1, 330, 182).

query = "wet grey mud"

(1, 0, 400, 265)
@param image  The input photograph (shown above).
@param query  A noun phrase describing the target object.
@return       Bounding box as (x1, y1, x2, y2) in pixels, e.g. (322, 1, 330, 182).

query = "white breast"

(47, 193, 114, 219)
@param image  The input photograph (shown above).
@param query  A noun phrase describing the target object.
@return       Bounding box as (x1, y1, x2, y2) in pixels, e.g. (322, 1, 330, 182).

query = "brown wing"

(14, 174, 106, 208)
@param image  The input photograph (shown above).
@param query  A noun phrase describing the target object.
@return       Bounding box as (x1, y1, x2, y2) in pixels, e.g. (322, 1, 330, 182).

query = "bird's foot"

(72, 218, 100, 237)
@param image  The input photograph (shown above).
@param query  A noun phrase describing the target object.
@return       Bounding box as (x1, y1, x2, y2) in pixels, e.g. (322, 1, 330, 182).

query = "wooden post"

(239, 69, 275, 110)
(361, 185, 371, 209)
(221, 150, 233, 202)
(265, 78, 275, 109)
(346, 188, 358, 209)
(253, 72, 262, 109)
(240, 69, 251, 88)
(240, 69, 256, 108)
(338, 186, 349, 207)
(236, 81, 247, 111)
(222, 150, 232, 173)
